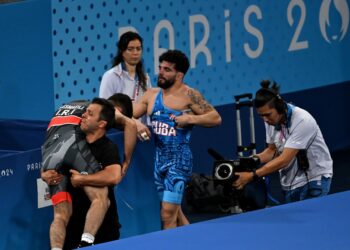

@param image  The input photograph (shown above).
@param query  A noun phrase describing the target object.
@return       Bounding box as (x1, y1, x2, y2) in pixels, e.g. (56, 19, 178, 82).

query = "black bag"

(185, 173, 267, 213)
(185, 173, 242, 213)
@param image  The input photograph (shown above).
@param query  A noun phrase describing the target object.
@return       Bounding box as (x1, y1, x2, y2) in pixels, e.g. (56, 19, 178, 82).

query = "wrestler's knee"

(161, 202, 178, 222)
(53, 201, 72, 226)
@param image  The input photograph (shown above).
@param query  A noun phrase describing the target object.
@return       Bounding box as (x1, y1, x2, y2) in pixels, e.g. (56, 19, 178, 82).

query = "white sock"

(51, 248, 62, 250)
(81, 233, 95, 243)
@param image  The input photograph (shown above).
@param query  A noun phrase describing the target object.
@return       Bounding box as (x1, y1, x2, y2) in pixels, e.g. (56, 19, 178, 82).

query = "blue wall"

(49, 0, 350, 108)
(1, 1, 349, 120)
(0, 0, 54, 120)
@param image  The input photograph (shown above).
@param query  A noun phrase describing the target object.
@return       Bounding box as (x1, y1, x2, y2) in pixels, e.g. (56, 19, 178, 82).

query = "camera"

(202, 148, 266, 212)
(213, 159, 240, 182)
(213, 157, 260, 182)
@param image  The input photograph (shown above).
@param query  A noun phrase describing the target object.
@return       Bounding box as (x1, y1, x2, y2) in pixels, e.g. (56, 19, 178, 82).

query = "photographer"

(233, 80, 333, 203)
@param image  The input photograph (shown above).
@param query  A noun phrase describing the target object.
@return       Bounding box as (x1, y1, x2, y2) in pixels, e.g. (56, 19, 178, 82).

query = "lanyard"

(132, 82, 139, 101)
(279, 125, 287, 142)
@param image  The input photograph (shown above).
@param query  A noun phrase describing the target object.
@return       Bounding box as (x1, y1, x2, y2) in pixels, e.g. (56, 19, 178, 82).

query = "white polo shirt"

(99, 63, 152, 124)
(265, 104, 333, 190)
(99, 63, 152, 101)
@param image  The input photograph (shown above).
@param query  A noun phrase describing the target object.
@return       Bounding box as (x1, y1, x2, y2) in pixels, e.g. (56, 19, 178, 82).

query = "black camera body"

(203, 148, 267, 212)
(213, 157, 259, 183)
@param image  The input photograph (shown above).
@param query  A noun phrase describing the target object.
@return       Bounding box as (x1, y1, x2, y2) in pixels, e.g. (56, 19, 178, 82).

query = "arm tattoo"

(187, 88, 213, 113)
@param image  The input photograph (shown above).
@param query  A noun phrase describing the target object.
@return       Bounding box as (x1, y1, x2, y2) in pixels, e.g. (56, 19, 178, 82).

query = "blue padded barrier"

(0, 119, 48, 151)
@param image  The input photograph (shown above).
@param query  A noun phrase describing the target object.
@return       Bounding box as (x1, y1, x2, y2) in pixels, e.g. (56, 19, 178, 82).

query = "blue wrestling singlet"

(151, 90, 193, 204)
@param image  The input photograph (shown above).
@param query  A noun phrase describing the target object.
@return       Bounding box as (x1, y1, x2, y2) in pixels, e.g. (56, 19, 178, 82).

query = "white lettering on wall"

(153, 20, 175, 74)
(244, 5, 264, 59)
(224, 9, 232, 63)
(189, 14, 212, 67)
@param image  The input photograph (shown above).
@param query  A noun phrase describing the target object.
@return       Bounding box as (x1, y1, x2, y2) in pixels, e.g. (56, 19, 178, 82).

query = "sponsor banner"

(37, 178, 52, 209)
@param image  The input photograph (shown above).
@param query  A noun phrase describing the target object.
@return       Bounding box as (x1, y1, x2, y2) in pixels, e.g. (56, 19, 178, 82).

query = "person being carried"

(133, 50, 222, 229)
(233, 80, 333, 203)
(41, 96, 136, 249)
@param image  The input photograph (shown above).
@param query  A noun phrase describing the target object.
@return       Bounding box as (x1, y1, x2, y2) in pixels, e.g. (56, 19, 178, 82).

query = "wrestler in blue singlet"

(151, 90, 193, 204)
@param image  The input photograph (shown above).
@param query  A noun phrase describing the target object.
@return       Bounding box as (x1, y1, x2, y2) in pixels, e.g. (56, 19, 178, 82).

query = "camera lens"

(215, 163, 233, 180)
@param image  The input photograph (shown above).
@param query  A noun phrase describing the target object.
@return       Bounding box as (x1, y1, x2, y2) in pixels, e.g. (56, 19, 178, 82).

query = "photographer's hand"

(233, 172, 254, 190)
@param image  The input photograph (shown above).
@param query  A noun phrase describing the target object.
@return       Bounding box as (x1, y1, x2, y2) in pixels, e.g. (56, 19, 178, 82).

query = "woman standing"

(99, 31, 151, 140)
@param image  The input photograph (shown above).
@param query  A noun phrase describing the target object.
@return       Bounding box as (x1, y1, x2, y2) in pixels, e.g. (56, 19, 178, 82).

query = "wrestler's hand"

(136, 119, 151, 141)
(121, 161, 129, 177)
(232, 172, 254, 190)
(41, 170, 63, 185)
(70, 169, 85, 187)
(174, 113, 192, 127)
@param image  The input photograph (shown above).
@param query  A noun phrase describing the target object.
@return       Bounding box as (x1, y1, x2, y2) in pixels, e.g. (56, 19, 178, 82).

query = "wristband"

(251, 169, 260, 182)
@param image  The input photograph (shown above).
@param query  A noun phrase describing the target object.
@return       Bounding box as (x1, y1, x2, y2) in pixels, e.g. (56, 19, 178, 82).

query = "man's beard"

(157, 77, 175, 89)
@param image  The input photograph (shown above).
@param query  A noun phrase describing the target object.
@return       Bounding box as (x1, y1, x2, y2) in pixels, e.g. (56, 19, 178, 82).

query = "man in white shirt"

(233, 80, 333, 203)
